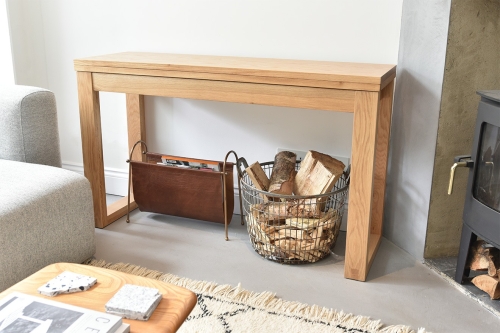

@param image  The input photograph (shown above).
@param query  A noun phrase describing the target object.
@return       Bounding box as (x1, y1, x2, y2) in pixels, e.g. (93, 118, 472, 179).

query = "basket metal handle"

(222, 151, 245, 241)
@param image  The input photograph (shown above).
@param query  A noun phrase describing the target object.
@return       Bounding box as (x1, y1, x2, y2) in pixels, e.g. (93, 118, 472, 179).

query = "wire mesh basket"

(240, 161, 350, 264)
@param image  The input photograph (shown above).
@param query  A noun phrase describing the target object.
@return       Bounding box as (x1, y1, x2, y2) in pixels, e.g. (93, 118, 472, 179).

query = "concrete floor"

(425, 257, 500, 318)
(96, 196, 500, 332)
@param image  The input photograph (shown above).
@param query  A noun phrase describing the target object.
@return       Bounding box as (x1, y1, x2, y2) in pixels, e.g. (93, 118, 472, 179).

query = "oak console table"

(74, 52, 396, 281)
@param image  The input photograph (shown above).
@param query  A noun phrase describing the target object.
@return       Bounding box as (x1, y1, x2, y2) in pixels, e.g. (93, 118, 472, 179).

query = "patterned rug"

(85, 259, 427, 333)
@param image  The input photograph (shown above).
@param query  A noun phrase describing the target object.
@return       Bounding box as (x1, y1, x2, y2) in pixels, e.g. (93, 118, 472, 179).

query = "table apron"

(91, 72, 356, 113)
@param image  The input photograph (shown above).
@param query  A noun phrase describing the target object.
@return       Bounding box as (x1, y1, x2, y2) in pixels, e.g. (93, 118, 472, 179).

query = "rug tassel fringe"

(84, 259, 429, 333)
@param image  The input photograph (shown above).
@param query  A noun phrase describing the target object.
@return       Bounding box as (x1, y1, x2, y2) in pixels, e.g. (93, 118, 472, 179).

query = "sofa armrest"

(0, 160, 95, 291)
(0, 85, 61, 167)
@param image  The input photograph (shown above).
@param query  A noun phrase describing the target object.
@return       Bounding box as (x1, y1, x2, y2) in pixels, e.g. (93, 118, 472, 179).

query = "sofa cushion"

(0, 159, 95, 290)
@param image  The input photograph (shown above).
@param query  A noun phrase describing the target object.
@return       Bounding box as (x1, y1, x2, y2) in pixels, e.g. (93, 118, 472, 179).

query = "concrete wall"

(6, 0, 403, 197)
(425, 0, 500, 258)
(384, 0, 451, 259)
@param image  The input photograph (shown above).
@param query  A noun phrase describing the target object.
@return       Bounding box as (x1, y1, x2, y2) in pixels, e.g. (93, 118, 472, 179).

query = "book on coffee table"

(114, 323, 131, 333)
(0, 292, 127, 333)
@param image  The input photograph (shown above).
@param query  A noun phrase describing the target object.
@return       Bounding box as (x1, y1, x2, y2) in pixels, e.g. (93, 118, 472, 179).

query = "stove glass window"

(474, 122, 500, 212)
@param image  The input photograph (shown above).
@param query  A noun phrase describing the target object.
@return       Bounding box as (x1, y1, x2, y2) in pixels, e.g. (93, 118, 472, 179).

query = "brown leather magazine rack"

(126, 141, 244, 240)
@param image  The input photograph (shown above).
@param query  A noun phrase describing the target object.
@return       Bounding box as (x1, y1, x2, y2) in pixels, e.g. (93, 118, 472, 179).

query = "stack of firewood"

(469, 240, 500, 299)
(245, 150, 346, 263)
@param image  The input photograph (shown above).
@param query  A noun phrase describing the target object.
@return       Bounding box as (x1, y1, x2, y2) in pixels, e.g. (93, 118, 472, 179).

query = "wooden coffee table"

(0, 263, 197, 333)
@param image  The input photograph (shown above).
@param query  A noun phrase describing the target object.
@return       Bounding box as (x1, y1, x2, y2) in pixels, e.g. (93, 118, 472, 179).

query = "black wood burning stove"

(449, 90, 500, 284)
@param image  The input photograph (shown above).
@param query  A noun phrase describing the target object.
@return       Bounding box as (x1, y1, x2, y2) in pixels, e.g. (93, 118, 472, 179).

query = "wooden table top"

(74, 52, 396, 91)
(0, 263, 197, 333)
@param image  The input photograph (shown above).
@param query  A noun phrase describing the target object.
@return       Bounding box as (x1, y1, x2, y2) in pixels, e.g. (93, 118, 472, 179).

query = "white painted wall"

(0, 0, 14, 84)
(6, 0, 47, 87)
(7, 0, 403, 183)
(384, 0, 451, 259)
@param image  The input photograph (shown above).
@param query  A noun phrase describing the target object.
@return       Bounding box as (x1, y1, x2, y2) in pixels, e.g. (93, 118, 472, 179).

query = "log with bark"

(467, 240, 500, 277)
(268, 151, 296, 196)
(471, 275, 500, 299)
(468, 240, 500, 299)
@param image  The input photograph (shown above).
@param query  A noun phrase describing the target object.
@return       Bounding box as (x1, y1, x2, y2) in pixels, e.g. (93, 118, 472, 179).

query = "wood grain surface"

(126, 94, 146, 162)
(75, 52, 396, 89)
(370, 80, 395, 236)
(0, 263, 197, 333)
(344, 91, 380, 281)
(92, 73, 356, 112)
(75, 65, 384, 91)
(77, 72, 107, 229)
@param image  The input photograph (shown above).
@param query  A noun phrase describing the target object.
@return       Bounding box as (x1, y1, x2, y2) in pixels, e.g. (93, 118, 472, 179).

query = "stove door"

(473, 122, 500, 212)
(463, 97, 500, 248)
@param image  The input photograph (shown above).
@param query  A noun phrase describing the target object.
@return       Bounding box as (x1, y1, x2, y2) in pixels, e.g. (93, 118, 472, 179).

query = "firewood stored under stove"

(468, 240, 500, 299)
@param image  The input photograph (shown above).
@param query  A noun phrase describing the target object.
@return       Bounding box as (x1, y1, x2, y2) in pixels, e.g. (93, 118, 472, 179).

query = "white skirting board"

(63, 162, 240, 211)
(63, 162, 347, 230)
(62, 162, 129, 197)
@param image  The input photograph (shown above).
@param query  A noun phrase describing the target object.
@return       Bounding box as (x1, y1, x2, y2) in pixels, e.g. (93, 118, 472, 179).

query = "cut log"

(468, 240, 491, 270)
(248, 211, 270, 243)
(294, 150, 345, 197)
(268, 151, 296, 196)
(245, 162, 270, 200)
(248, 204, 340, 263)
(285, 217, 322, 229)
(471, 275, 500, 299)
(488, 258, 498, 277)
(251, 202, 289, 224)
(467, 240, 500, 275)
(287, 199, 320, 219)
(285, 208, 336, 229)
(469, 253, 491, 271)
(250, 200, 320, 225)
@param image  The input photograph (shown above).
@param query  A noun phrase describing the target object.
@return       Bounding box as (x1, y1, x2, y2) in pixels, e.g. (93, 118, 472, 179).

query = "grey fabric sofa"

(0, 85, 95, 291)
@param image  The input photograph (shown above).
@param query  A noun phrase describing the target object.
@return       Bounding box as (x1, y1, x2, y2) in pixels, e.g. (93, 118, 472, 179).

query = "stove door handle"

(454, 155, 473, 164)
(448, 155, 474, 195)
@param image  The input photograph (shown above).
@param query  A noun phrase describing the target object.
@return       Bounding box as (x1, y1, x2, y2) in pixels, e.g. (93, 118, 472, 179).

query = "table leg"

(344, 90, 380, 281)
(105, 94, 146, 225)
(370, 80, 395, 237)
(126, 94, 146, 161)
(77, 71, 107, 228)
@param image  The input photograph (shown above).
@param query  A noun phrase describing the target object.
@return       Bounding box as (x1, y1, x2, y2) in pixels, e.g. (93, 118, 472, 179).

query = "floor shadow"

(365, 238, 417, 281)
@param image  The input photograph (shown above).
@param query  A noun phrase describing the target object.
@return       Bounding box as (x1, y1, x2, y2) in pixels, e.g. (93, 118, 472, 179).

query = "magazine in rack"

(0, 292, 127, 333)
(160, 155, 220, 171)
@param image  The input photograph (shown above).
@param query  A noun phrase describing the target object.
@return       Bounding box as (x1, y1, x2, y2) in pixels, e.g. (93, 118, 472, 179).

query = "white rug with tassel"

(85, 259, 427, 333)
